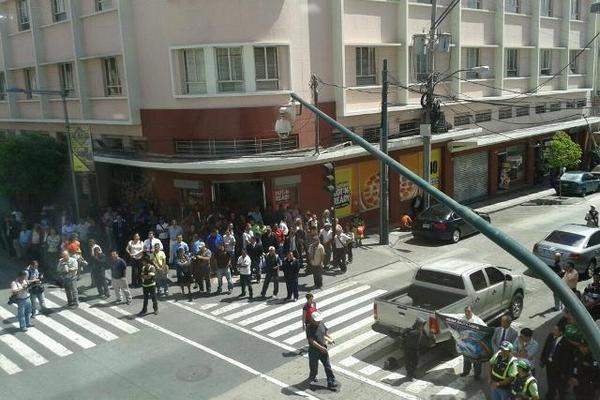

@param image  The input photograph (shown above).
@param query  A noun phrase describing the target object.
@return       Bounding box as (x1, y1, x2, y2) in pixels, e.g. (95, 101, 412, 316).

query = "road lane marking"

(110, 306, 321, 400)
(211, 302, 246, 316)
(199, 303, 219, 311)
(24, 312, 95, 349)
(0, 334, 48, 366)
(338, 356, 360, 367)
(0, 352, 21, 375)
(237, 281, 357, 326)
(224, 303, 270, 321)
(359, 364, 382, 376)
(43, 299, 118, 342)
(168, 300, 418, 399)
(328, 330, 382, 357)
(382, 372, 405, 380)
(275, 291, 385, 340)
(253, 285, 371, 332)
(0, 306, 72, 358)
(49, 291, 138, 334)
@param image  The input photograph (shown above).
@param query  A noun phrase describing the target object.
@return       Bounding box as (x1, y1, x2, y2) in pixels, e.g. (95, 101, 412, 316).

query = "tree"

(546, 131, 582, 171)
(0, 134, 67, 207)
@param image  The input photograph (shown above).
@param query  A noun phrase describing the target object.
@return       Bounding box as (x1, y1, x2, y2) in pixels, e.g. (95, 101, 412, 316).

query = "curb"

(474, 189, 556, 214)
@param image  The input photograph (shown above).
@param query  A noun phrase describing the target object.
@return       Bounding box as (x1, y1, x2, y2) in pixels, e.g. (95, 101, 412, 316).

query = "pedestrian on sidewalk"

(344, 223, 354, 263)
(302, 292, 318, 332)
(282, 250, 300, 301)
(167, 219, 183, 264)
(110, 250, 132, 305)
(554, 263, 579, 311)
(89, 240, 110, 298)
(459, 305, 486, 380)
(318, 222, 332, 269)
(513, 328, 540, 375)
(489, 341, 518, 400)
(126, 233, 144, 288)
(138, 257, 158, 315)
(57, 250, 79, 308)
(585, 205, 599, 227)
(306, 312, 338, 389)
(237, 249, 253, 300)
(403, 317, 429, 380)
(260, 246, 280, 298)
(25, 260, 47, 317)
(308, 237, 325, 290)
(175, 248, 193, 301)
(150, 242, 169, 297)
(510, 359, 539, 400)
(492, 315, 518, 353)
(193, 245, 212, 295)
(540, 324, 573, 400)
(332, 226, 350, 273)
(10, 270, 36, 332)
(215, 244, 233, 294)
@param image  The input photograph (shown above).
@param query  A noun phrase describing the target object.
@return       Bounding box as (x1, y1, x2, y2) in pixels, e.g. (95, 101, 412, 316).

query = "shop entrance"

(213, 180, 265, 211)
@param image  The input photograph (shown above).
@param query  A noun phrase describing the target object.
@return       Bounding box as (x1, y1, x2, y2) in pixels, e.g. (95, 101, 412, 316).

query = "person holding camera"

(25, 260, 46, 317)
(10, 270, 39, 332)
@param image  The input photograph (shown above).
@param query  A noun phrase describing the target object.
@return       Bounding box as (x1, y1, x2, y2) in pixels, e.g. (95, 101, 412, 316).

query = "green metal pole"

(290, 92, 600, 359)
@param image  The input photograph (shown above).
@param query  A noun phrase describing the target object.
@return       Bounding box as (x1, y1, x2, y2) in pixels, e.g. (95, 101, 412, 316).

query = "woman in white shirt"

(237, 249, 253, 299)
(126, 233, 144, 287)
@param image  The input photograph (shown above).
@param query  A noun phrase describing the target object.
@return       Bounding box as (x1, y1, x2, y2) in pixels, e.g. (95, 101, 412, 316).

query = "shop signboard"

(398, 152, 423, 202)
(69, 125, 95, 173)
(334, 167, 353, 218)
(430, 148, 442, 189)
(274, 187, 291, 203)
(357, 161, 380, 211)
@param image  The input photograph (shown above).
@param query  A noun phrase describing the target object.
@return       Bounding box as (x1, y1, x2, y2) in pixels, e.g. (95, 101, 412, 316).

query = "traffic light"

(323, 162, 335, 195)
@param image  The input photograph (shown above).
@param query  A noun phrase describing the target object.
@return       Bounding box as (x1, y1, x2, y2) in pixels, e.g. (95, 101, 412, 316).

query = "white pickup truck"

(372, 259, 526, 344)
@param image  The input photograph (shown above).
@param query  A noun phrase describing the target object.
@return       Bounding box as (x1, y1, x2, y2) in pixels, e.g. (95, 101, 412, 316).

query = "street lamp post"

(7, 87, 80, 221)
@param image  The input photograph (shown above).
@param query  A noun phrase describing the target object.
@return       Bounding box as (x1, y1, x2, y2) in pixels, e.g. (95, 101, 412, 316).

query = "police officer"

(511, 359, 539, 400)
(583, 269, 600, 319)
(569, 339, 600, 400)
(489, 341, 518, 400)
(403, 317, 429, 380)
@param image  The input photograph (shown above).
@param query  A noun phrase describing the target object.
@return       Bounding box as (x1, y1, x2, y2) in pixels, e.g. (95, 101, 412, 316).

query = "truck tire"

(509, 292, 524, 320)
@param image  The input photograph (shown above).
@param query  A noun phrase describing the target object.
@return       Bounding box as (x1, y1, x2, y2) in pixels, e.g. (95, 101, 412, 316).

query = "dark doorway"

(214, 181, 265, 211)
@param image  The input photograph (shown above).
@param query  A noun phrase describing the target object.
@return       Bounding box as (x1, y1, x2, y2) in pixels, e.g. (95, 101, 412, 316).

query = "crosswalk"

(0, 291, 140, 376)
(173, 280, 489, 400)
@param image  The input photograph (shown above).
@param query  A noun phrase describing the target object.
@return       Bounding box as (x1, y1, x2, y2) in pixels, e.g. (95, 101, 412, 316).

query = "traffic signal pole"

(290, 91, 600, 359)
(422, 0, 437, 210)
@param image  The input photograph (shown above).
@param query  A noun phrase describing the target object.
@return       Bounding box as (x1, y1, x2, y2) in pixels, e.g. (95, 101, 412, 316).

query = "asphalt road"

(0, 191, 598, 400)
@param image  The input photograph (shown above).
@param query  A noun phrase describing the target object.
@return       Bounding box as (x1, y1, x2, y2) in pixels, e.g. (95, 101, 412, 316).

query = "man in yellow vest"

(511, 359, 539, 400)
(489, 340, 518, 400)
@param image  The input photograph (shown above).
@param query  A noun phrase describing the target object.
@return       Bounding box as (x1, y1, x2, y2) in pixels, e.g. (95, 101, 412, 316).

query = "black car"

(412, 204, 491, 243)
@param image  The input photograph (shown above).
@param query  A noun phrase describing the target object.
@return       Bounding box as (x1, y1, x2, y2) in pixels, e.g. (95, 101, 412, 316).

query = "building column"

(442, 146, 454, 197)
(450, 0, 461, 96)
(489, 148, 498, 197)
(530, 0, 541, 90)
(68, 0, 91, 120)
(526, 142, 536, 186)
(396, 0, 409, 105)
(116, 0, 141, 124)
(28, 0, 49, 117)
(560, 0, 572, 91)
(0, 2, 17, 118)
(494, 0, 506, 96)
(331, 0, 346, 116)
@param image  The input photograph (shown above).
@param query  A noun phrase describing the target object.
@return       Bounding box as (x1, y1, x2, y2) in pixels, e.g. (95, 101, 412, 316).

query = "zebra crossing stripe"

(338, 356, 361, 367)
(0, 334, 48, 366)
(330, 316, 377, 341)
(359, 364, 382, 376)
(237, 281, 357, 326)
(199, 303, 219, 311)
(48, 292, 138, 334)
(284, 304, 374, 345)
(271, 290, 385, 339)
(211, 303, 246, 316)
(434, 376, 469, 397)
(382, 372, 405, 380)
(0, 352, 22, 375)
(253, 285, 371, 332)
(43, 299, 118, 342)
(223, 303, 270, 321)
(0, 306, 72, 358)
(32, 314, 96, 349)
(328, 330, 381, 357)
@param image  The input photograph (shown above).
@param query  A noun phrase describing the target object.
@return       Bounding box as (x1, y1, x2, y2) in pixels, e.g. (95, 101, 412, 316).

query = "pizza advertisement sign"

(358, 161, 380, 211)
(334, 167, 353, 218)
(398, 152, 423, 202)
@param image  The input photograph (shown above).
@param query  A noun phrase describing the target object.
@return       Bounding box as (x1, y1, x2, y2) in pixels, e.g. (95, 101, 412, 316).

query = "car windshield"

(419, 205, 452, 220)
(544, 230, 586, 247)
(561, 173, 582, 182)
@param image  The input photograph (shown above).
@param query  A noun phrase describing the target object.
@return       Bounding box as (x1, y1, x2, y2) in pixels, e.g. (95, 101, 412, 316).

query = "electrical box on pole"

(437, 33, 452, 53)
(413, 34, 427, 56)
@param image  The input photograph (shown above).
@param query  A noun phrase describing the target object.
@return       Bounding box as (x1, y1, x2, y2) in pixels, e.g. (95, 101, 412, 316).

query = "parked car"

(556, 171, 600, 196)
(533, 223, 600, 279)
(412, 204, 491, 243)
(373, 258, 525, 345)
(590, 165, 600, 178)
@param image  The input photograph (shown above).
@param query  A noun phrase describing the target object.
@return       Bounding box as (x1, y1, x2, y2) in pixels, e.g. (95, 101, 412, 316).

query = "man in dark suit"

(540, 324, 573, 400)
(491, 315, 519, 353)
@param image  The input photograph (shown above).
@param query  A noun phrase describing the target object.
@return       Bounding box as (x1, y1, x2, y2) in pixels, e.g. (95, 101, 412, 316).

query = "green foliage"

(0, 134, 67, 202)
(546, 131, 582, 170)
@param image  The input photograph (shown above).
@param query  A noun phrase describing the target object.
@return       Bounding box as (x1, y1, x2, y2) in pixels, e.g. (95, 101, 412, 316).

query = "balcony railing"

(173, 136, 299, 158)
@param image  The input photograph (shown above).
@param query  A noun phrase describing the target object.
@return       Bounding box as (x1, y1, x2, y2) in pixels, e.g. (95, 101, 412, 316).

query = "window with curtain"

(540, 49, 552, 76)
(59, 63, 74, 94)
(216, 47, 244, 92)
(505, 49, 518, 77)
(355, 47, 376, 86)
(466, 48, 480, 79)
(17, 0, 30, 31)
(541, 0, 553, 17)
(254, 47, 279, 90)
(52, 0, 67, 22)
(182, 49, 206, 94)
(103, 57, 122, 96)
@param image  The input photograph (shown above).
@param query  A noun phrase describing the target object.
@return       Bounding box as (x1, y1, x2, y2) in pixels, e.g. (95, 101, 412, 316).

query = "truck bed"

(378, 285, 467, 311)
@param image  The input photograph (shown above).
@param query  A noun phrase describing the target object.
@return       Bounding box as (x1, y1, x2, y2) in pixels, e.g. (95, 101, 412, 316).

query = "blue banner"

(437, 313, 494, 362)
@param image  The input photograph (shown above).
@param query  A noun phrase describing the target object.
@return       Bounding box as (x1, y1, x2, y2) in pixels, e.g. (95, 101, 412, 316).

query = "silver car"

(533, 224, 600, 279)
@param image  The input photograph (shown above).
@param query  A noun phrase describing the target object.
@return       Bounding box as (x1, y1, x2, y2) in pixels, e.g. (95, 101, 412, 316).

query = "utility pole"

(310, 74, 320, 155)
(61, 89, 80, 222)
(379, 59, 389, 245)
(422, 0, 437, 209)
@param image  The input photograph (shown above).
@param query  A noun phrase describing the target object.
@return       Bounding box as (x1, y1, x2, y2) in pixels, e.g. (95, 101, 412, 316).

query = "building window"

(415, 53, 428, 82)
(59, 63, 74, 94)
(499, 108, 513, 119)
(52, 0, 67, 22)
(24, 68, 35, 99)
(398, 120, 419, 136)
(182, 49, 206, 94)
(362, 126, 381, 142)
(549, 102, 561, 112)
(0, 72, 5, 101)
(466, 0, 482, 9)
(17, 0, 30, 31)
(535, 104, 547, 114)
(506, 49, 518, 77)
(540, 49, 552, 76)
(569, 50, 579, 74)
(102, 57, 122, 96)
(541, 0, 553, 17)
(254, 46, 279, 90)
(571, 0, 581, 20)
(505, 0, 520, 13)
(475, 110, 492, 123)
(577, 98, 587, 108)
(566, 100, 576, 109)
(465, 48, 480, 79)
(516, 105, 530, 117)
(356, 47, 376, 86)
(95, 0, 112, 12)
(454, 114, 472, 126)
(216, 47, 244, 93)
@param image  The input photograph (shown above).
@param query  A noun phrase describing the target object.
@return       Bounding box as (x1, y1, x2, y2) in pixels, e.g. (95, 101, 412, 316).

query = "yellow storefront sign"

(334, 167, 353, 218)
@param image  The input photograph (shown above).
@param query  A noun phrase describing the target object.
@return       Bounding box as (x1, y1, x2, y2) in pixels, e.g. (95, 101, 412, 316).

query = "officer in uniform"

(138, 257, 158, 316)
(511, 359, 539, 400)
(569, 339, 600, 400)
(489, 341, 518, 400)
(403, 317, 429, 380)
(583, 269, 600, 319)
